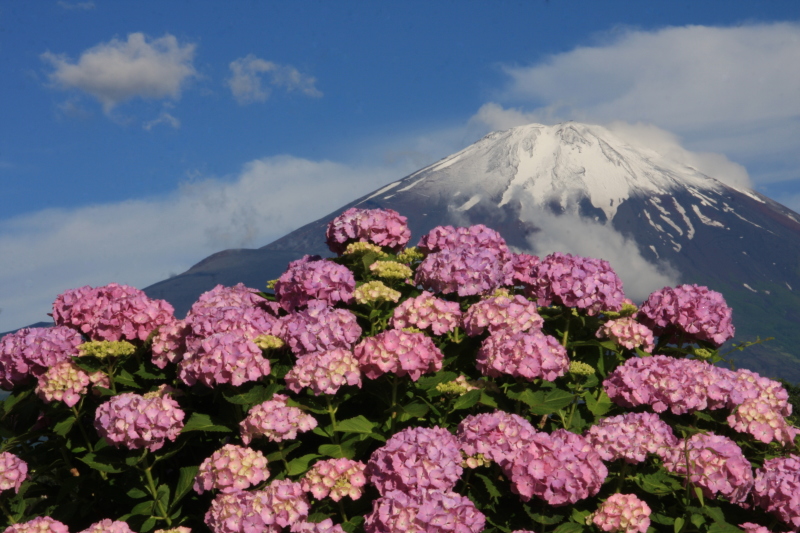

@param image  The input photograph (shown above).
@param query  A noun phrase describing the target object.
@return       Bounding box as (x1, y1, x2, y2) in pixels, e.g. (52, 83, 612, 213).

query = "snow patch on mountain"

(692, 205, 726, 228)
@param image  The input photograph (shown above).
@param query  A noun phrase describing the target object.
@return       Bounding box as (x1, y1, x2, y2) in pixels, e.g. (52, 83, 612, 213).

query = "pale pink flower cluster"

(417, 225, 509, 255)
(415, 247, 512, 297)
(509, 253, 541, 286)
(523, 253, 625, 315)
(738, 524, 770, 533)
(274, 256, 356, 311)
(476, 330, 569, 381)
(507, 429, 607, 506)
(365, 489, 485, 533)
(291, 518, 345, 533)
(354, 329, 444, 381)
(178, 332, 271, 388)
(390, 291, 462, 335)
(78, 519, 135, 533)
(278, 301, 361, 356)
(662, 433, 753, 503)
(194, 444, 270, 494)
(584, 412, 678, 463)
(155, 529, 192, 533)
(205, 479, 310, 533)
(285, 348, 362, 396)
(4, 517, 69, 533)
(0, 326, 82, 389)
(326, 207, 411, 254)
(35, 360, 90, 407)
(456, 411, 537, 470)
(53, 283, 175, 342)
(728, 399, 799, 445)
(638, 284, 734, 346)
(463, 293, 543, 336)
(596, 317, 654, 353)
(240, 394, 318, 444)
(94, 391, 185, 451)
(604, 355, 738, 415)
(752, 455, 800, 529)
(0, 452, 27, 493)
(184, 306, 279, 353)
(151, 319, 189, 369)
(190, 283, 275, 314)
(301, 458, 367, 501)
(589, 493, 651, 533)
(366, 426, 463, 495)
(733, 369, 792, 416)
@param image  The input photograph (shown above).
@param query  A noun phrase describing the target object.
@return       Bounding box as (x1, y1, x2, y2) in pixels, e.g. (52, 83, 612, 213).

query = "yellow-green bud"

(266, 279, 278, 290)
(396, 247, 424, 263)
(401, 327, 424, 334)
(569, 361, 595, 376)
(78, 340, 136, 359)
(370, 260, 413, 280)
(693, 348, 713, 360)
(620, 301, 638, 316)
(461, 451, 491, 468)
(254, 334, 285, 350)
(491, 288, 512, 298)
(436, 375, 479, 396)
(344, 242, 388, 257)
(354, 281, 401, 304)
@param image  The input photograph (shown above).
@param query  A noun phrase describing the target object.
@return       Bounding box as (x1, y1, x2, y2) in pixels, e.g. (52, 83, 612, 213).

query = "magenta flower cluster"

(417, 224, 508, 255)
(596, 317, 654, 353)
(94, 391, 185, 452)
(34, 361, 90, 407)
(284, 348, 362, 396)
(477, 330, 569, 381)
(463, 292, 543, 336)
(728, 398, 799, 446)
(638, 283, 735, 346)
(3, 517, 70, 533)
(354, 329, 443, 381)
(589, 493, 651, 533)
(205, 478, 310, 533)
(184, 305, 279, 354)
(456, 411, 537, 470)
(390, 291, 462, 335)
(278, 301, 361, 356)
(326, 207, 411, 254)
(151, 318, 189, 369)
(752, 455, 800, 529)
(662, 433, 753, 503)
(522, 253, 625, 315)
(274, 256, 356, 311)
(0, 452, 27, 494)
(78, 520, 134, 533)
(584, 412, 677, 463)
(301, 458, 367, 501)
(365, 489, 486, 533)
(0, 326, 82, 389)
(179, 332, 271, 388)
(240, 394, 318, 445)
(194, 444, 270, 494)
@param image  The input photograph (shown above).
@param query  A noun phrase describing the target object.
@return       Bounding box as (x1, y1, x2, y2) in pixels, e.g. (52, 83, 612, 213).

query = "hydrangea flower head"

(184, 305, 280, 353)
(194, 444, 269, 494)
(354, 329, 444, 381)
(584, 412, 678, 463)
(179, 332, 271, 388)
(290, 519, 345, 533)
(354, 281, 401, 304)
(94, 391, 185, 451)
(205, 491, 260, 533)
(279, 300, 361, 356)
(344, 242, 389, 257)
(151, 319, 189, 369)
(417, 225, 508, 255)
(463, 292, 543, 336)
(415, 247, 512, 297)
(189, 283, 276, 316)
(301, 458, 367, 501)
(753, 455, 800, 529)
(285, 348, 362, 396)
(0, 452, 28, 494)
(4, 517, 70, 533)
(275, 256, 356, 311)
(0, 326, 82, 389)
(638, 284, 734, 346)
(477, 330, 569, 382)
(78, 520, 135, 533)
(597, 317, 654, 353)
(240, 394, 318, 444)
(364, 489, 485, 533)
(588, 493, 651, 533)
(727, 398, 799, 445)
(251, 479, 311, 529)
(370, 260, 413, 280)
(390, 291, 462, 335)
(78, 340, 136, 359)
(35, 360, 90, 407)
(326, 207, 411, 254)
(456, 411, 537, 469)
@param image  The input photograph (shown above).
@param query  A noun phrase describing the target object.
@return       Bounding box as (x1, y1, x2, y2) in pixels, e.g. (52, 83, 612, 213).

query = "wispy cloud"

(0, 156, 399, 333)
(227, 54, 322, 105)
(42, 33, 197, 113)
(143, 111, 180, 131)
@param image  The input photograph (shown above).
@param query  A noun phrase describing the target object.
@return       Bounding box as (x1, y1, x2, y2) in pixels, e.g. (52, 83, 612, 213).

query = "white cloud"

(0, 156, 399, 333)
(227, 54, 322, 105)
(42, 33, 197, 113)
(143, 112, 181, 131)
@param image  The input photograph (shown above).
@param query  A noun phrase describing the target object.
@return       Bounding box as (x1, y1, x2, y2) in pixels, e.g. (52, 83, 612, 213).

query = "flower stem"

(0, 498, 16, 524)
(142, 455, 172, 526)
(326, 396, 340, 445)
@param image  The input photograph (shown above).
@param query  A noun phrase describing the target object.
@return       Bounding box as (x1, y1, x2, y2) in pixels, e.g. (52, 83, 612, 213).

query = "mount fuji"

(144, 123, 800, 382)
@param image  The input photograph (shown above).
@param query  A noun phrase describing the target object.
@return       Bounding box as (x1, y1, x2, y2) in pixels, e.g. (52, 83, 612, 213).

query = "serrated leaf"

(634, 471, 683, 495)
(524, 504, 565, 525)
(650, 513, 675, 526)
(78, 453, 125, 473)
(553, 523, 584, 533)
(707, 523, 744, 533)
(416, 371, 458, 392)
(318, 441, 356, 459)
(127, 487, 148, 499)
(134, 366, 167, 380)
(474, 473, 502, 501)
(287, 454, 322, 476)
(157, 484, 170, 512)
(478, 391, 499, 408)
(702, 506, 725, 523)
(674, 517, 685, 533)
(313, 426, 331, 438)
(140, 517, 157, 533)
(398, 402, 429, 421)
(515, 388, 574, 415)
(694, 486, 705, 507)
(452, 389, 481, 410)
(336, 415, 375, 434)
(129, 500, 154, 516)
(115, 369, 139, 387)
(223, 384, 280, 406)
(585, 390, 613, 417)
(53, 415, 77, 437)
(342, 516, 365, 533)
(171, 465, 199, 510)
(690, 513, 706, 528)
(180, 412, 232, 433)
(2, 389, 32, 416)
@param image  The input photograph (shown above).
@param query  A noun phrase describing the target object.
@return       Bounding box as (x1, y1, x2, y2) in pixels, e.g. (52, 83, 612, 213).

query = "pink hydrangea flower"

(390, 291, 462, 335)
(417, 225, 509, 255)
(354, 329, 444, 381)
(151, 318, 189, 369)
(732, 369, 792, 416)
(155, 529, 192, 533)
(4, 517, 70, 533)
(301, 458, 367, 501)
(596, 317, 654, 353)
(0, 326, 82, 389)
(326, 207, 411, 254)
(285, 348, 362, 396)
(509, 253, 541, 286)
(507, 429, 607, 506)
(728, 398, 799, 446)
(190, 283, 277, 315)
(584, 412, 678, 463)
(78, 520, 135, 533)
(0, 452, 28, 494)
(456, 411, 537, 470)
(251, 479, 311, 529)
(589, 493, 651, 533)
(753, 455, 800, 529)
(278, 300, 362, 356)
(738, 524, 770, 533)
(662, 433, 753, 503)
(205, 491, 262, 533)
(94, 391, 185, 452)
(290, 519, 346, 533)
(194, 444, 270, 494)
(179, 332, 271, 388)
(476, 330, 569, 382)
(51, 285, 95, 330)
(463, 292, 543, 336)
(240, 394, 318, 445)
(275, 256, 356, 312)
(638, 284, 734, 346)
(184, 306, 280, 354)
(365, 489, 485, 533)
(415, 247, 512, 297)
(366, 426, 463, 495)
(35, 360, 90, 407)
(523, 253, 625, 315)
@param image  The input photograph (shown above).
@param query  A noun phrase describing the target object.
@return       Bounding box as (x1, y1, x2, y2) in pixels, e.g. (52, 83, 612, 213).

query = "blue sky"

(1, 1, 799, 331)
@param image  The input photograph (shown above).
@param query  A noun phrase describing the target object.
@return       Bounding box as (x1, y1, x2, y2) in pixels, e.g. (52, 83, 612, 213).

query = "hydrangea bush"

(1, 206, 798, 533)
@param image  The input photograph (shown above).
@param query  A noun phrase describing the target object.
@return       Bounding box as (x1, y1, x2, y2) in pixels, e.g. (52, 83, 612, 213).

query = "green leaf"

(171, 465, 199, 510)
(674, 517, 685, 533)
(287, 454, 322, 476)
(53, 415, 77, 437)
(157, 484, 170, 513)
(313, 426, 331, 438)
(479, 391, 499, 408)
(127, 487, 148, 499)
(416, 371, 458, 392)
(129, 500, 154, 516)
(474, 473, 502, 502)
(77, 453, 124, 473)
(650, 513, 675, 526)
(223, 384, 281, 406)
(115, 368, 139, 387)
(516, 388, 574, 415)
(397, 402, 429, 421)
(452, 389, 481, 410)
(336, 415, 375, 434)
(524, 504, 565, 525)
(690, 514, 706, 528)
(571, 508, 592, 524)
(694, 486, 705, 507)
(319, 441, 356, 459)
(1, 389, 32, 416)
(180, 412, 232, 433)
(342, 516, 365, 533)
(267, 442, 301, 463)
(701, 506, 726, 524)
(134, 366, 167, 380)
(707, 523, 744, 533)
(584, 390, 613, 417)
(139, 517, 157, 533)
(553, 523, 584, 533)
(633, 471, 683, 495)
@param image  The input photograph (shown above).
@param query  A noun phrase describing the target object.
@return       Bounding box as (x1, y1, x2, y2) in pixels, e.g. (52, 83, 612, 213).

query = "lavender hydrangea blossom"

(275, 256, 356, 311)
(94, 391, 185, 452)
(0, 326, 82, 389)
(0, 452, 28, 494)
(326, 207, 411, 254)
(476, 330, 569, 382)
(354, 329, 444, 381)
